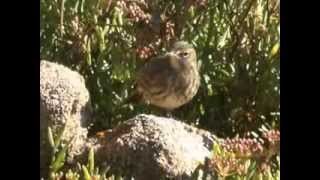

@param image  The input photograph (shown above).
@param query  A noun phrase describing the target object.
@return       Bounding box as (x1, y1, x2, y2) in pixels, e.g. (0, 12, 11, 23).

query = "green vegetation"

(41, 0, 279, 179)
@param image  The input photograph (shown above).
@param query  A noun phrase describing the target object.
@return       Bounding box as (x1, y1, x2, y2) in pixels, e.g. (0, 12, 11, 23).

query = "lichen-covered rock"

(40, 60, 92, 178)
(94, 114, 220, 180)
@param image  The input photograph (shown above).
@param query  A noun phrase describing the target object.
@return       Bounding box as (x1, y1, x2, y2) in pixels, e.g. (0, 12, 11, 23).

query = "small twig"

(228, 0, 256, 62)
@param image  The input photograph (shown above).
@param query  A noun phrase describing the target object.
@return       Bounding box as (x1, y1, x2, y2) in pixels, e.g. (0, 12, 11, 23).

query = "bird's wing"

(136, 56, 175, 95)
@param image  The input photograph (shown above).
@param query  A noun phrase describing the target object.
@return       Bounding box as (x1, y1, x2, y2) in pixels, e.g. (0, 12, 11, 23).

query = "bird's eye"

(178, 52, 189, 57)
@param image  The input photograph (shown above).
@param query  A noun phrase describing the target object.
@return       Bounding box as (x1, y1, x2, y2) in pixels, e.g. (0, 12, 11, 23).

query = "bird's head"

(165, 41, 197, 70)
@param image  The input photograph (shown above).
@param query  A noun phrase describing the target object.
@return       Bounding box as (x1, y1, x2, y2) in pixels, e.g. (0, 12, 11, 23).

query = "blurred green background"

(40, 0, 279, 138)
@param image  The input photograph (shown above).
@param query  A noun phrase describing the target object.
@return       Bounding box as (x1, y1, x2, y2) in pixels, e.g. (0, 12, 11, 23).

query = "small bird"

(127, 41, 200, 112)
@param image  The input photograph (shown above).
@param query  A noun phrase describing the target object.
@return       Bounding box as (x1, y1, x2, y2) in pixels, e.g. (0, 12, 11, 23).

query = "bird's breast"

(137, 56, 200, 110)
(147, 68, 200, 110)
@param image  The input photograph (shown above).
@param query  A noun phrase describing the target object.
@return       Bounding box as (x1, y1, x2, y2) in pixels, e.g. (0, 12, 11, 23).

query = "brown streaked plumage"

(133, 41, 200, 111)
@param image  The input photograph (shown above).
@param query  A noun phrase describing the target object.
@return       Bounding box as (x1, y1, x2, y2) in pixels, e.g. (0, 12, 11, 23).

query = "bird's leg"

(165, 110, 173, 118)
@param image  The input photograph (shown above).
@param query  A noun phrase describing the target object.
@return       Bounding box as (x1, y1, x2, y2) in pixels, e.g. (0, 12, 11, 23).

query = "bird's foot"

(165, 111, 174, 118)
